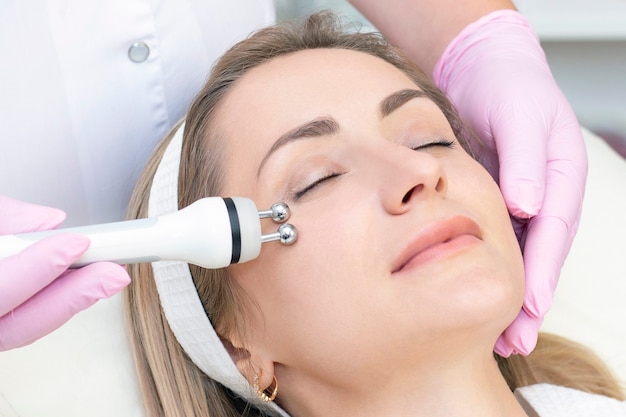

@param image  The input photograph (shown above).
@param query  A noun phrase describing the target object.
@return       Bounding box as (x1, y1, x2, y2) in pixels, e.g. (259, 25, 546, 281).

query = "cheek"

(230, 196, 380, 347)
(450, 157, 513, 238)
(447, 157, 525, 291)
(260, 198, 375, 292)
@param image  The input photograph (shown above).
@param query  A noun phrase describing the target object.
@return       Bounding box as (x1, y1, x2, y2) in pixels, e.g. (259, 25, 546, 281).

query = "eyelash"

(411, 139, 455, 151)
(292, 139, 455, 200)
(293, 172, 342, 201)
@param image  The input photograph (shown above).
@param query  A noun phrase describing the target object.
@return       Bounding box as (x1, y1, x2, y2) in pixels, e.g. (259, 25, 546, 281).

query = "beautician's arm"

(350, 0, 515, 75)
(350, 0, 588, 357)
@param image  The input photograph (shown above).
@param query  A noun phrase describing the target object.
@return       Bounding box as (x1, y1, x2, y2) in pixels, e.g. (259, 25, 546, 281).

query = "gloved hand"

(433, 10, 587, 356)
(0, 195, 130, 351)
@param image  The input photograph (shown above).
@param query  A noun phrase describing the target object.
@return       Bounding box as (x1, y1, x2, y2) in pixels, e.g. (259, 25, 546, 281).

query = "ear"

(221, 335, 276, 392)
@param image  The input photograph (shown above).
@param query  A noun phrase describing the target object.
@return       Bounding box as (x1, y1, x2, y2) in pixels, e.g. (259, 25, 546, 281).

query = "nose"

(376, 145, 448, 215)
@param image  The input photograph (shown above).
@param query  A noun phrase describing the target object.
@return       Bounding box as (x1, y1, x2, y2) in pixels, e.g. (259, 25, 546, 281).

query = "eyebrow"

(380, 88, 428, 118)
(256, 88, 428, 177)
(257, 117, 339, 177)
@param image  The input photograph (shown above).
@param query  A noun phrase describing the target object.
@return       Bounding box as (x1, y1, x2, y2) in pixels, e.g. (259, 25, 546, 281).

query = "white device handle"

(0, 197, 262, 269)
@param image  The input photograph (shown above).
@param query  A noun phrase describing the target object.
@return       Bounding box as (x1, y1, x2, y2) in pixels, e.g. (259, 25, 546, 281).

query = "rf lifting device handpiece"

(0, 197, 297, 269)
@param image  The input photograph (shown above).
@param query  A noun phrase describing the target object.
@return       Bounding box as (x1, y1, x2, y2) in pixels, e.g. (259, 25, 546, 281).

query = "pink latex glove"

(433, 10, 587, 356)
(0, 195, 130, 351)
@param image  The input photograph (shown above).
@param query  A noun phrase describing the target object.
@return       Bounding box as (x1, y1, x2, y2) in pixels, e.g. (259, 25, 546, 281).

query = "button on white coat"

(128, 42, 150, 63)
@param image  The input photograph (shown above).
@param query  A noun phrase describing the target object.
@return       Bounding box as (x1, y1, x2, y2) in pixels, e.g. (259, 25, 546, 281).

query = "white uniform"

(0, 0, 275, 226)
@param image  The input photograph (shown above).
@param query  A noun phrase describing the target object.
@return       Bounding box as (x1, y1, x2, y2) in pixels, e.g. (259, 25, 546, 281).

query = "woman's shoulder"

(515, 383, 626, 417)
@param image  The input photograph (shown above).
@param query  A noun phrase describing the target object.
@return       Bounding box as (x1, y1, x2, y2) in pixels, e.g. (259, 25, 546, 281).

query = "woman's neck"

(278, 348, 529, 417)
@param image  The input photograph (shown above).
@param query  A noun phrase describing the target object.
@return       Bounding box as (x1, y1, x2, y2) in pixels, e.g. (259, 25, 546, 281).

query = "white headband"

(147, 121, 289, 416)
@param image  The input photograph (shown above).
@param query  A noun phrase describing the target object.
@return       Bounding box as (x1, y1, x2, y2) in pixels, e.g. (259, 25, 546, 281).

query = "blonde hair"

(499, 333, 624, 400)
(124, 12, 623, 417)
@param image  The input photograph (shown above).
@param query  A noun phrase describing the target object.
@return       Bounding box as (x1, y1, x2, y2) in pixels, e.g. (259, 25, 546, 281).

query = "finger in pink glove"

(495, 308, 544, 357)
(0, 195, 66, 234)
(0, 260, 129, 351)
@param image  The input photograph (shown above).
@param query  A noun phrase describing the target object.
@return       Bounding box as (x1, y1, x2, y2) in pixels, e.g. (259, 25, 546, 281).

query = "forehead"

(226, 48, 415, 107)
(214, 48, 419, 133)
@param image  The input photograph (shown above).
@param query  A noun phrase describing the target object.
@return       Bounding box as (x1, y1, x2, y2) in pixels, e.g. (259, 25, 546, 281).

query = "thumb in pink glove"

(433, 10, 587, 356)
(0, 195, 130, 351)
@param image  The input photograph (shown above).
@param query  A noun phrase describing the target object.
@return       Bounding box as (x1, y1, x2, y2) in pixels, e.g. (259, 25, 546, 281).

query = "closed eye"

(294, 172, 342, 201)
(412, 139, 455, 151)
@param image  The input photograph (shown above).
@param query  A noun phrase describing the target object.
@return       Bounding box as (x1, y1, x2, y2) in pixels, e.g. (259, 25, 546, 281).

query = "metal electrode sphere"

(278, 223, 297, 245)
(270, 202, 290, 223)
(259, 202, 290, 223)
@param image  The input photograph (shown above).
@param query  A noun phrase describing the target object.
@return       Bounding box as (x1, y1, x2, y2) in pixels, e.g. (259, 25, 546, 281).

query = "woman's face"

(215, 49, 524, 386)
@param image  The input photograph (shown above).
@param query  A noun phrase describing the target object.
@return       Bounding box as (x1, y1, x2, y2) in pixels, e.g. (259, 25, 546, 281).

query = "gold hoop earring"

(254, 371, 279, 402)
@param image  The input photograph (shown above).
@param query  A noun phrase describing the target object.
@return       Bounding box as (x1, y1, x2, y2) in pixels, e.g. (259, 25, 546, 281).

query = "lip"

(391, 215, 483, 274)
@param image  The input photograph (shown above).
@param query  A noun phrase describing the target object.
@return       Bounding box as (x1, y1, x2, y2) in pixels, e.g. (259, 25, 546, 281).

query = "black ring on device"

(223, 198, 241, 264)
